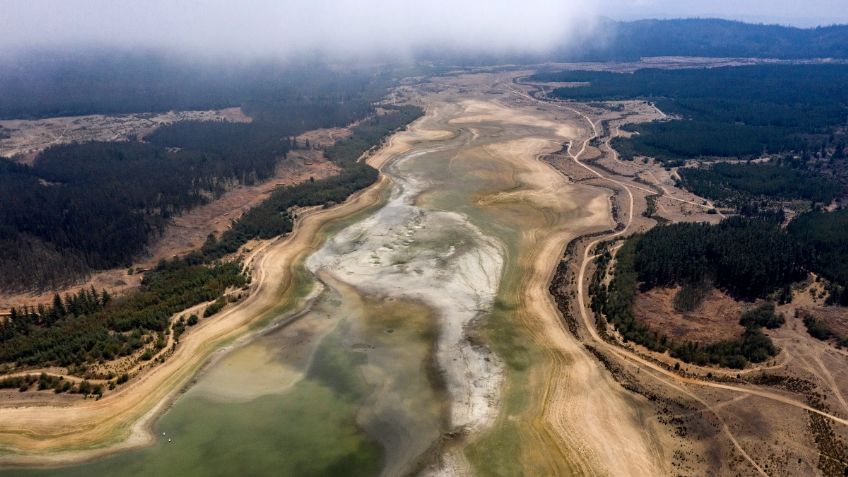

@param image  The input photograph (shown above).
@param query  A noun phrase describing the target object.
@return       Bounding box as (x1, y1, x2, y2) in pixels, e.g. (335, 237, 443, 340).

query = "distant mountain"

(416, 18, 848, 65)
(571, 18, 848, 60)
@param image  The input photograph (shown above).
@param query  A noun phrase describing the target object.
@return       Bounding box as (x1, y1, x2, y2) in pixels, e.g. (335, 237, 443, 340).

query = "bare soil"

(5, 63, 848, 475)
(427, 72, 675, 477)
(633, 287, 744, 343)
(0, 107, 249, 162)
(295, 127, 351, 149)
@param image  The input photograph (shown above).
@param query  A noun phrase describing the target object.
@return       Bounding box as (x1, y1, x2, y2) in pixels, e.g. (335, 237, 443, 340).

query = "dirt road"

(512, 77, 848, 475)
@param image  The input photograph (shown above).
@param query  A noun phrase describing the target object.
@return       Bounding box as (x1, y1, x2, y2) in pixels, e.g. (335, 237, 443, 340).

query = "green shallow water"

(7, 286, 445, 477)
(8, 312, 380, 477)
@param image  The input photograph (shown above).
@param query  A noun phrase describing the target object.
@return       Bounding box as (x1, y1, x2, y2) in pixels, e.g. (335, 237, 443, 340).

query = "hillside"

(575, 18, 848, 60)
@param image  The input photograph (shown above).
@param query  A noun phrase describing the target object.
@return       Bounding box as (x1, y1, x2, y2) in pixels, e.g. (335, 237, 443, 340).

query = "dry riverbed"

(0, 71, 678, 476)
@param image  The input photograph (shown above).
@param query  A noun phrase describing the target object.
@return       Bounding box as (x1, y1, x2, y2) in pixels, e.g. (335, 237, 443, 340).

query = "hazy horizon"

(1, 0, 846, 60)
(604, 0, 848, 28)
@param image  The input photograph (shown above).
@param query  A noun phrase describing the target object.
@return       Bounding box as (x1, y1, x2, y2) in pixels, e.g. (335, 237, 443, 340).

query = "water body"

(7, 89, 606, 476)
(8, 105, 513, 477)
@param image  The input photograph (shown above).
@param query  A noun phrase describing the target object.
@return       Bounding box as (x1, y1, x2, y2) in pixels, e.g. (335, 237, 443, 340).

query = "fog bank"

(0, 0, 600, 59)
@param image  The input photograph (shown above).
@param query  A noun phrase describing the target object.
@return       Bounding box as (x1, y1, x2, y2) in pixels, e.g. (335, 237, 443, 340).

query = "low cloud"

(0, 0, 600, 59)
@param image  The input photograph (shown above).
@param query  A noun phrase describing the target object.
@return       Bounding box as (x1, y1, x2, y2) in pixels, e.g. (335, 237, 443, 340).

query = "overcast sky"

(1, 0, 845, 58)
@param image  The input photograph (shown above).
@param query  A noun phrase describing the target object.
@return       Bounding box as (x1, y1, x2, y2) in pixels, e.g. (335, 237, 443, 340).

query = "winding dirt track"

(506, 81, 848, 474)
(566, 99, 848, 427)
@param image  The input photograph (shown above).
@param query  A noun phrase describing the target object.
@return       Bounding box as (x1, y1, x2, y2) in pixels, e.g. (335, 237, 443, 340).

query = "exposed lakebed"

(9, 80, 626, 476)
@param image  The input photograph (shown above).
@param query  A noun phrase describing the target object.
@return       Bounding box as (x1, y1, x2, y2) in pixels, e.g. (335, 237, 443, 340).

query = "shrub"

(739, 302, 785, 329)
(673, 281, 711, 312)
(803, 314, 833, 341)
(203, 297, 227, 318)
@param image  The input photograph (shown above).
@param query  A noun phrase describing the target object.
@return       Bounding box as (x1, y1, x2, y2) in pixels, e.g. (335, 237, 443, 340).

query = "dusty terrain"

(295, 126, 352, 148)
(399, 72, 676, 476)
(0, 107, 249, 163)
(633, 287, 745, 343)
(0, 71, 676, 475)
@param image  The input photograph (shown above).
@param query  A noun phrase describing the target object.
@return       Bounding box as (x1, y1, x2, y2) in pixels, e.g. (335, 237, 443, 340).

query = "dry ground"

(633, 287, 744, 343)
(4, 64, 848, 475)
(0, 107, 249, 163)
(419, 72, 677, 477)
(0, 70, 681, 476)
